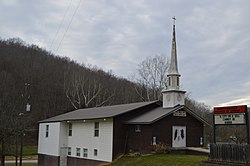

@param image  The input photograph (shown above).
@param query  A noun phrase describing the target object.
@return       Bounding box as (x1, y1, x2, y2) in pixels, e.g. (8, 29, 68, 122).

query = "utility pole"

(19, 83, 31, 166)
(15, 135, 18, 166)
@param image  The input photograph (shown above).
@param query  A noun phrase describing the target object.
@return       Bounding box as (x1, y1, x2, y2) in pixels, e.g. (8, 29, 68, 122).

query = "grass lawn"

(107, 154, 207, 166)
(6, 146, 37, 156)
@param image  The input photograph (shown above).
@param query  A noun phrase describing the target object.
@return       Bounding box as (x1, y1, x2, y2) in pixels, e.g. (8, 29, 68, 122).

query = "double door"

(172, 126, 186, 147)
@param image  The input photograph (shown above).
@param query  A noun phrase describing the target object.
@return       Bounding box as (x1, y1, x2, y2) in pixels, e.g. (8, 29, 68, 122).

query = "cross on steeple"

(172, 16, 176, 25)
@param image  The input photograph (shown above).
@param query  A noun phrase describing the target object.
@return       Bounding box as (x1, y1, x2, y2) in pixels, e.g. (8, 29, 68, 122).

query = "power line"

(55, 0, 82, 55)
(49, 0, 73, 51)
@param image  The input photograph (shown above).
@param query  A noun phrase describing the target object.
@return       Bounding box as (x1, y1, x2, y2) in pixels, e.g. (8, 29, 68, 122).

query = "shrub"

(152, 142, 170, 154)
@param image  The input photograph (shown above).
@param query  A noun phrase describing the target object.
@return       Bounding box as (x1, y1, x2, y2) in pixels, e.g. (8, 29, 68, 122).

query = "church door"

(172, 126, 186, 147)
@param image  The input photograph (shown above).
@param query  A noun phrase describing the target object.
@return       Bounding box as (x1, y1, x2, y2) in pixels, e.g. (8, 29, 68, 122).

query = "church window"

(94, 149, 98, 156)
(177, 77, 179, 86)
(68, 123, 72, 136)
(45, 125, 49, 137)
(94, 122, 99, 137)
(76, 147, 81, 156)
(168, 77, 171, 86)
(83, 148, 88, 158)
(135, 125, 141, 132)
(68, 147, 71, 155)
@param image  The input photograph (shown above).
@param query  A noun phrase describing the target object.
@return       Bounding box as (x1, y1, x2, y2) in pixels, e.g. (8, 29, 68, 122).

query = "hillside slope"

(0, 38, 141, 124)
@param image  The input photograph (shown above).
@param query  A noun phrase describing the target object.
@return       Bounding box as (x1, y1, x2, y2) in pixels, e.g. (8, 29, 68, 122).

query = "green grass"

(22, 146, 37, 156)
(107, 154, 207, 166)
(5, 146, 37, 156)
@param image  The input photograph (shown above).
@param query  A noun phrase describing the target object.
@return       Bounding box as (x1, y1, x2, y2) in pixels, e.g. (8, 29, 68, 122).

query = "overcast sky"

(1, 0, 250, 107)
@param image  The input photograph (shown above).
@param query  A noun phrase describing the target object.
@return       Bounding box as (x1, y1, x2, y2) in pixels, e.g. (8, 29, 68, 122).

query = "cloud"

(0, 0, 250, 107)
(219, 97, 250, 106)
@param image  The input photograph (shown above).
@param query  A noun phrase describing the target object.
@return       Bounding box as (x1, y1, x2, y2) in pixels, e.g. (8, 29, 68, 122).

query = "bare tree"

(65, 71, 114, 109)
(134, 55, 169, 101)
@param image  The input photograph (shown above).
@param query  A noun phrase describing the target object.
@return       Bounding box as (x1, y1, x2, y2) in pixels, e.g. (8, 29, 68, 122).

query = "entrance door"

(172, 126, 186, 147)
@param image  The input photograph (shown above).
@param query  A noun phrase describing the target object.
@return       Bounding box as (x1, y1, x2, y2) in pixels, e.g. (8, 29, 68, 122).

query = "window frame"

(45, 125, 49, 137)
(94, 122, 99, 137)
(177, 77, 179, 86)
(68, 147, 71, 156)
(135, 125, 141, 132)
(83, 148, 88, 158)
(94, 149, 98, 156)
(68, 123, 72, 136)
(76, 147, 81, 157)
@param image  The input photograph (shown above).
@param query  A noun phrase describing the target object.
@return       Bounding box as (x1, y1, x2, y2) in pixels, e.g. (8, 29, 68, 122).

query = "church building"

(38, 19, 209, 166)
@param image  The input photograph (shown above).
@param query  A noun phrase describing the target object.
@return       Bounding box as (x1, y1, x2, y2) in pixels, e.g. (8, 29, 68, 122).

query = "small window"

(135, 125, 141, 132)
(152, 136, 157, 145)
(68, 147, 71, 155)
(177, 77, 179, 86)
(45, 125, 49, 137)
(83, 148, 88, 158)
(94, 149, 98, 156)
(168, 77, 171, 86)
(76, 148, 81, 156)
(68, 123, 72, 136)
(94, 122, 99, 137)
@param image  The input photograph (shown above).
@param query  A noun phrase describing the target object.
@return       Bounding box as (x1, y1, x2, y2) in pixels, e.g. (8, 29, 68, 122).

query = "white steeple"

(162, 17, 186, 108)
(168, 17, 179, 75)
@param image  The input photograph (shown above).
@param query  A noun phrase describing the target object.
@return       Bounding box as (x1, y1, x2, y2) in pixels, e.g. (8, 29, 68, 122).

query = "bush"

(151, 142, 170, 153)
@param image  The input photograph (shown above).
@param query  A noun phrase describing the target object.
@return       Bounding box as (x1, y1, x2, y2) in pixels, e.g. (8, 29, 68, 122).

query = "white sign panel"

(173, 111, 186, 117)
(214, 113, 245, 125)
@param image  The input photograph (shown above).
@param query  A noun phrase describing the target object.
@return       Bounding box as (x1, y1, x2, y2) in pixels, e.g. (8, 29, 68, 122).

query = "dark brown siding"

(112, 103, 159, 159)
(153, 110, 203, 147)
(112, 116, 127, 159)
(125, 108, 204, 153)
(67, 157, 108, 166)
(38, 154, 59, 166)
(126, 125, 153, 153)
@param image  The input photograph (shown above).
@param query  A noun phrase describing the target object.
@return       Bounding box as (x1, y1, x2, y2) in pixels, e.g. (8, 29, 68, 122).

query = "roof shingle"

(39, 101, 158, 123)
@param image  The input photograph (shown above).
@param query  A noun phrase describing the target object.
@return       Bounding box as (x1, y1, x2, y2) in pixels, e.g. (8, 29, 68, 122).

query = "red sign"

(214, 105, 247, 114)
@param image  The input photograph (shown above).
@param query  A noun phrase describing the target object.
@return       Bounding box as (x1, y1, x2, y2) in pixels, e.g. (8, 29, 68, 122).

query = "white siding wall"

(59, 122, 68, 148)
(38, 119, 113, 162)
(38, 122, 61, 156)
(67, 119, 113, 162)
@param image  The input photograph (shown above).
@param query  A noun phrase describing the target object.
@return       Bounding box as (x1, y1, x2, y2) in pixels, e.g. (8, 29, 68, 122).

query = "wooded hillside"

(0, 38, 142, 126)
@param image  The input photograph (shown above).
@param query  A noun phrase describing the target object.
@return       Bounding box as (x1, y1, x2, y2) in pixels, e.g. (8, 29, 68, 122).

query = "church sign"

(214, 105, 247, 125)
(173, 111, 186, 117)
(214, 114, 245, 125)
(213, 105, 249, 144)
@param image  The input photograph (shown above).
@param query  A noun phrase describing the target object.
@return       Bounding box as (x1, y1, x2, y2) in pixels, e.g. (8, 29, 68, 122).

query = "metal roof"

(125, 105, 210, 125)
(39, 101, 158, 123)
(124, 105, 183, 124)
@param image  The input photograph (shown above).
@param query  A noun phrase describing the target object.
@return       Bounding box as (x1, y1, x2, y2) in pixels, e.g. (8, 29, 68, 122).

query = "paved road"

(5, 160, 38, 163)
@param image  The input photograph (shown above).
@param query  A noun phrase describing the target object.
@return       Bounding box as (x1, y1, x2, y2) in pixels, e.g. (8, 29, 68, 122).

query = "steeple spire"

(169, 16, 179, 75)
(162, 17, 186, 108)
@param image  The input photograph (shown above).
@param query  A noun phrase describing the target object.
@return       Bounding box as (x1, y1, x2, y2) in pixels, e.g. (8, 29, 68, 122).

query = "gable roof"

(124, 104, 210, 126)
(124, 105, 182, 124)
(39, 101, 158, 123)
